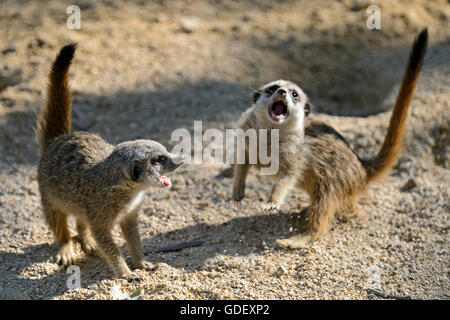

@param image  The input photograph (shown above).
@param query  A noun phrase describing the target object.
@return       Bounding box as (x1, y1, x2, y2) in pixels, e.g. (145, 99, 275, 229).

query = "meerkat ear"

(305, 102, 313, 117)
(129, 160, 146, 182)
(253, 91, 261, 104)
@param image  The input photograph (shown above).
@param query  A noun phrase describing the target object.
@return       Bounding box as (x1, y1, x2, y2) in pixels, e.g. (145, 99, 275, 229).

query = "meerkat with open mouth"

(233, 29, 428, 248)
(37, 44, 184, 279)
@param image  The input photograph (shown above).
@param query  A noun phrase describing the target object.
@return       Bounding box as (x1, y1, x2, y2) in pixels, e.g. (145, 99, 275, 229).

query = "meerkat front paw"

(232, 190, 244, 202)
(55, 242, 76, 266)
(276, 233, 314, 249)
(261, 202, 280, 212)
(232, 191, 245, 207)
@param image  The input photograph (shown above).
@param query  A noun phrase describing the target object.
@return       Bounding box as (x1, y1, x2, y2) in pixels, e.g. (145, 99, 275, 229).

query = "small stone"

(401, 178, 418, 192)
(241, 13, 253, 22)
(350, 0, 372, 11)
(274, 266, 288, 277)
(2, 43, 16, 55)
(179, 17, 202, 33)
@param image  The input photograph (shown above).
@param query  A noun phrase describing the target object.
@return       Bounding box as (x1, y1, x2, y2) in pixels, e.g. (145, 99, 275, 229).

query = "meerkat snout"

(151, 152, 184, 188)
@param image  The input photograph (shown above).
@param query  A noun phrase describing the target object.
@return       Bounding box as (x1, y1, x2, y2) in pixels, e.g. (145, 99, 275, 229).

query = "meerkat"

(36, 44, 184, 279)
(232, 29, 428, 248)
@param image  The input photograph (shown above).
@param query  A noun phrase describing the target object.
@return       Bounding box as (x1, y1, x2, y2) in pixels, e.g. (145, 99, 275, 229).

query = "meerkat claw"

(232, 192, 244, 202)
(55, 243, 76, 266)
(133, 260, 154, 271)
(233, 200, 242, 207)
(261, 202, 280, 212)
(126, 275, 144, 283)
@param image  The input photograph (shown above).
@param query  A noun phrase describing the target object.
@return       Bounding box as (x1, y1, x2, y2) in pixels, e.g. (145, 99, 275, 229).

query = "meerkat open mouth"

(158, 175, 172, 188)
(269, 100, 289, 122)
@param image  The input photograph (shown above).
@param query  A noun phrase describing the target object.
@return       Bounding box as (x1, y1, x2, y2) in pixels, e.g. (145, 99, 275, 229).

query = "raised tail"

(36, 43, 77, 152)
(362, 28, 428, 183)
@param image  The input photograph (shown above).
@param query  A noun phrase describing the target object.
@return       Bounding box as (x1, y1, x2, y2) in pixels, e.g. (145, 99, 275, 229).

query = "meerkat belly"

(127, 191, 144, 213)
(115, 191, 144, 223)
(49, 195, 87, 218)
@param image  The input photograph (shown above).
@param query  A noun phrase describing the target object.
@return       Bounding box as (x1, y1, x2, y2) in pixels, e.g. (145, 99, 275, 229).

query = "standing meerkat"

(37, 44, 184, 279)
(232, 29, 428, 248)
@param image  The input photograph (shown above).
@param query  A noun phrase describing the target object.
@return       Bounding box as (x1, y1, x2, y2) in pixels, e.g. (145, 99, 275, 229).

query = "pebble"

(401, 178, 418, 192)
(179, 17, 202, 33)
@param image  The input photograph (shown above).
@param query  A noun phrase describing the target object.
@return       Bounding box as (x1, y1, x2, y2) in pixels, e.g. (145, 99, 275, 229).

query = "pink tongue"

(159, 176, 171, 187)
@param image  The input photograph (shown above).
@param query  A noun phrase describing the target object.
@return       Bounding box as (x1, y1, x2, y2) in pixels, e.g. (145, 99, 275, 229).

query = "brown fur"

(362, 29, 428, 182)
(37, 44, 74, 152)
(37, 44, 184, 278)
(232, 29, 428, 248)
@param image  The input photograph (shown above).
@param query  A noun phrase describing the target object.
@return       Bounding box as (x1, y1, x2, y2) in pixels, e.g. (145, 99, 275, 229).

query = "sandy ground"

(0, 0, 449, 300)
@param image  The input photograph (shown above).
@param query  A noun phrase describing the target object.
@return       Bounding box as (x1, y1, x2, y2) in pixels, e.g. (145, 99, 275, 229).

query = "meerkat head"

(113, 140, 184, 189)
(252, 80, 311, 129)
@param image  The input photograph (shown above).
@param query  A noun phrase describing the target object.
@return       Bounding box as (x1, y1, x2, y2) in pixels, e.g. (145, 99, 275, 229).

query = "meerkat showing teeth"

(36, 44, 184, 279)
(233, 29, 428, 248)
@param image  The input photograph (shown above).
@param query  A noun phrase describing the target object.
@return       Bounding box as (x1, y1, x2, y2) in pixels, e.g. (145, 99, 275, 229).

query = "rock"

(241, 14, 251, 22)
(36, 36, 47, 48)
(0, 68, 22, 92)
(349, 0, 372, 11)
(401, 178, 418, 192)
(179, 17, 202, 33)
(1, 43, 16, 55)
(274, 265, 288, 277)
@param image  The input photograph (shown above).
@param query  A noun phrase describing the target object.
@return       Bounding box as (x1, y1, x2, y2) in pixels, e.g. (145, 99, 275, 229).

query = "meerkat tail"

(36, 43, 77, 152)
(362, 28, 428, 183)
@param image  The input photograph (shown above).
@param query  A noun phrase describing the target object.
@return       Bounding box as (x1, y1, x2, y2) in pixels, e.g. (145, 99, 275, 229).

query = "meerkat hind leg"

(277, 193, 335, 249)
(76, 218, 97, 255)
(232, 163, 250, 202)
(43, 205, 76, 265)
(336, 196, 359, 222)
(119, 211, 154, 271)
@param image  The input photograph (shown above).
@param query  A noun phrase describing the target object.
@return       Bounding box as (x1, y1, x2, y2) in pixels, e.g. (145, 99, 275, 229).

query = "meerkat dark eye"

(292, 90, 298, 98)
(151, 155, 167, 165)
(265, 85, 280, 96)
